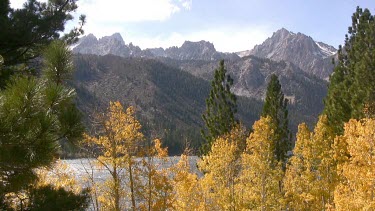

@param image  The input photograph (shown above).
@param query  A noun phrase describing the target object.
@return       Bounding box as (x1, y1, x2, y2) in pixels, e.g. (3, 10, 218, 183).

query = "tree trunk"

(113, 165, 120, 211)
(129, 158, 136, 211)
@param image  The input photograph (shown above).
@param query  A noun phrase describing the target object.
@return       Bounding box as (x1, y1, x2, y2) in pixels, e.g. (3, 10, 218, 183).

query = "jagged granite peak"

(73, 34, 240, 61)
(81, 33, 98, 43)
(104, 32, 125, 45)
(164, 40, 218, 60)
(73, 33, 156, 57)
(180, 40, 216, 53)
(243, 28, 337, 79)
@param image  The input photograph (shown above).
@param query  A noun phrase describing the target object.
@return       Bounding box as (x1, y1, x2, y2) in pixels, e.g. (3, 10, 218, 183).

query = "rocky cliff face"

(73, 34, 239, 61)
(243, 28, 337, 80)
(153, 40, 240, 61)
(72, 33, 152, 58)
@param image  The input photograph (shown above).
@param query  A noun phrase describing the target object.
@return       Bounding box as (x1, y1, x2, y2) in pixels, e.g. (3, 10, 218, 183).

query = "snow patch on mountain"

(315, 41, 336, 58)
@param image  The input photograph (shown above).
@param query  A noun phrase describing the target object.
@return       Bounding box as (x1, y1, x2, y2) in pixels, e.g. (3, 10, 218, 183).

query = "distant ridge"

(73, 33, 239, 61)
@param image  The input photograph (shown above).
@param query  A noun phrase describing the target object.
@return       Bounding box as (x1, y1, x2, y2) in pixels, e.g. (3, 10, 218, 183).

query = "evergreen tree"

(324, 7, 375, 134)
(201, 60, 237, 155)
(261, 74, 291, 164)
(42, 40, 74, 85)
(28, 185, 89, 211)
(0, 41, 84, 208)
(0, 0, 85, 87)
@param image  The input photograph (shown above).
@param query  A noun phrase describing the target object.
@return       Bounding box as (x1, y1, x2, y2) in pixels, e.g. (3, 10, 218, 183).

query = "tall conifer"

(201, 60, 237, 155)
(324, 7, 375, 134)
(261, 74, 291, 164)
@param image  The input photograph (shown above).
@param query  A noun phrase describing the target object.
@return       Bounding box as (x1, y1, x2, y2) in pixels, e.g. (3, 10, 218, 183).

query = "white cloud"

(9, 0, 47, 9)
(77, 0, 191, 23)
(10, 0, 190, 22)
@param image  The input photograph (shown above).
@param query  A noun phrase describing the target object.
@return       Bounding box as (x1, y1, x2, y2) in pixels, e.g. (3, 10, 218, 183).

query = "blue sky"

(10, 0, 375, 52)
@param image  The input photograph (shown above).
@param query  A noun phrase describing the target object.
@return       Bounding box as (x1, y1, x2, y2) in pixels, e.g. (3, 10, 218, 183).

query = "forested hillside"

(72, 54, 262, 154)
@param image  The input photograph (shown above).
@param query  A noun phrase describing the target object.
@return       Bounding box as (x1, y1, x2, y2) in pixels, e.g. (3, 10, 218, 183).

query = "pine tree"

(201, 60, 237, 155)
(324, 7, 375, 134)
(42, 40, 74, 85)
(0, 40, 85, 208)
(262, 74, 291, 164)
(0, 0, 86, 208)
(0, 0, 85, 68)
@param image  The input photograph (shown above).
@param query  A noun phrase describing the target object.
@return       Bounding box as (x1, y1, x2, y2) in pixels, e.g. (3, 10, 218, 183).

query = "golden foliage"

(137, 139, 174, 211)
(83, 101, 144, 211)
(334, 118, 375, 210)
(198, 134, 241, 210)
(239, 116, 284, 210)
(172, 154, 205, 211)
(284, 115, 336, 210)
(284, 123, 312, 210)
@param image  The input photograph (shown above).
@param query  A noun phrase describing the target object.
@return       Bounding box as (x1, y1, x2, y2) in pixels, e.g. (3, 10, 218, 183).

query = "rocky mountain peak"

(110, 32, 124, 42)
(180, 40, 216, 52)
(273, 28, 294, 39)
(162, 40, 239, 61)
(76, 33, 97, 46)
(244, 28, 337, 79)
(98, 33, 125, 46)
(72, 33, 239, 61)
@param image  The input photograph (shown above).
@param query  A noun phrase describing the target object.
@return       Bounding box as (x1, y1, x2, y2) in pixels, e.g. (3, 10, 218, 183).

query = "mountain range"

(73, 28, 337, 80)
(71, 28, 336, 154)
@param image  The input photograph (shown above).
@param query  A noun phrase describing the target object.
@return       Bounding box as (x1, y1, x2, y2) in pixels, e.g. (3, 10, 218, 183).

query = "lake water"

(62, 156, 201, 184)
(61, 156, 200, 210)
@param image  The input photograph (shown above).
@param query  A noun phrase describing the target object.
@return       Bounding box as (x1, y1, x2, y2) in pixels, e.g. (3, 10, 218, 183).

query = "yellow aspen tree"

(239, 116, 283, 210)
(172, 154, 205, 211)
(284, 115, 336, 210)
(334, 118, 375, 210)
(311, 115, 336, 209)
(84, 101, 144, 211)
(198, 125, 245, 210)
(284, 123, 315, 210)
(137, 139, 174, 211)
